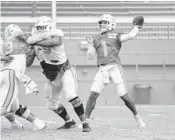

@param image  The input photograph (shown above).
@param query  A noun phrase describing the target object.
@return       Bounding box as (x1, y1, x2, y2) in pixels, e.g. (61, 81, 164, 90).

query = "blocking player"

(85, 14, 146, 128)
(27, 16, 91, 132)
(0, 24, 46, 130)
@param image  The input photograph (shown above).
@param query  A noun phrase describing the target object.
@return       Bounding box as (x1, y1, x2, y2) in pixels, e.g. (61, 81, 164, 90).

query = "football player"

(0, 24, 46, 130)
(85, 14, 146, 128)
(27, 16, 91, 132)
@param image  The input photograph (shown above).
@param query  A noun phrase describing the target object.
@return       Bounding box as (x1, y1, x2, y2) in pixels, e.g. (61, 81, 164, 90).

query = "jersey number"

(101, 41, 108, 57)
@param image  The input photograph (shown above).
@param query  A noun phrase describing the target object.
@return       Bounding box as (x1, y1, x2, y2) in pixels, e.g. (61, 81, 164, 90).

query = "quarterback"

(85, 14, 146, 128)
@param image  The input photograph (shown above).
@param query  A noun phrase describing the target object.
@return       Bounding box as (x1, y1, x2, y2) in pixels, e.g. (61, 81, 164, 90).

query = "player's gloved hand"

(132, 15, 144, 29)
(24, 80, 39, 95)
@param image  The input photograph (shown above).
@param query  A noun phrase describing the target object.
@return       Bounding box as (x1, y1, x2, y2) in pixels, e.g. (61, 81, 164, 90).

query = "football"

(132, 15, 144, 26)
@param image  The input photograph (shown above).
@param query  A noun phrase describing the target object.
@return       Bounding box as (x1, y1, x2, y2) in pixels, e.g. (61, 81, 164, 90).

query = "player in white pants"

(85, 14, 146, 128)
(27, 16, 90, 132)
(0, 25, 46, 130)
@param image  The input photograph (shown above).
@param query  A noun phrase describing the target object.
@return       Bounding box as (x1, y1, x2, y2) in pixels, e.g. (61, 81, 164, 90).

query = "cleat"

(11, 120, 23, 129)
(78, 118, 92, 129)
(57, 119, 76, 130)
(86, 116, 95, 121)
(33, 118, 46, 131)
(82, 122, 91, 132)
(134, 114, 146, 128)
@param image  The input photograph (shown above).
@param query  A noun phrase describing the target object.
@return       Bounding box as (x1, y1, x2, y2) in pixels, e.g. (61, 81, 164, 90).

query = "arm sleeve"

(35, 36, 62, 47)
(34, 29, 64, 47)
(119, 26, 140, 43)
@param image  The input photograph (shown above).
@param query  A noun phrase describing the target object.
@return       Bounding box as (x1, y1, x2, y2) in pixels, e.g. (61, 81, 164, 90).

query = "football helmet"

(4, 24, 23, 39)
(35, 16, 53, 34)
(98, 14, 116, 33)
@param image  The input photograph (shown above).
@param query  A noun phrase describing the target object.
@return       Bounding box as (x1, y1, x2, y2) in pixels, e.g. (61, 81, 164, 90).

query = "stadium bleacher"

(1, 1, 175, 39)
(1, 1, 175, 17)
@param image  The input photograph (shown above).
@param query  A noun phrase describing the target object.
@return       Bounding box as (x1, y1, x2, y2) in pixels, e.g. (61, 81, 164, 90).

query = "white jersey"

(34, 29, 67, 65)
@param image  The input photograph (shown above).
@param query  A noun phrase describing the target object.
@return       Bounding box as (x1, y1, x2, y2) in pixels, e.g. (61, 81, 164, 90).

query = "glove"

(24, 80, 39, 95)
(132, 15, 144, 29)
(86, 36, 94, 44)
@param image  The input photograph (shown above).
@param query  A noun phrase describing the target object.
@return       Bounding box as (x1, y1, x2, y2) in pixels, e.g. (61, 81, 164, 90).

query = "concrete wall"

(18, 40, 175, 106)
(67, 40, 175, 65)
(32, 40, 175, 66)
(18, 66, 175, 107)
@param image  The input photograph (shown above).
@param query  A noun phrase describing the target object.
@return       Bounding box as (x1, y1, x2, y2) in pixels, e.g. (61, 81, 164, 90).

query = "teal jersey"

(92, 29, 122, 65)
(3, 35, 28, 56)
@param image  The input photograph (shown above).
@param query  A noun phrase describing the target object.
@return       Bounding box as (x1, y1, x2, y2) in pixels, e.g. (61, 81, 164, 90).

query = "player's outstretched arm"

(120, 15, 144, 43)
(35, 29, 64, 47)
(120, 26, 140, 42)
(35, 36, 63, 47)
(27, 34, 47, 45)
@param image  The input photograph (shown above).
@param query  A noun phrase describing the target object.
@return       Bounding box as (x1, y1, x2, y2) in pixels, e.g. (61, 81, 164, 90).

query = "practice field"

(1, 106, 175, 140)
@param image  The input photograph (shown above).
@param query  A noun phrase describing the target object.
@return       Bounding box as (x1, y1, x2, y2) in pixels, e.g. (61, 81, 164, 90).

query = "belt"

(50, 60, 59, 63)
(97, 63, 108, 67)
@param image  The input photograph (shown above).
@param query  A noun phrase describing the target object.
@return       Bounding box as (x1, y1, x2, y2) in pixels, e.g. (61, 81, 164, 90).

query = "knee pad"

(15, 105, 30, 119)
(69, 97, 84, 116)
(53, 104, 68, 118)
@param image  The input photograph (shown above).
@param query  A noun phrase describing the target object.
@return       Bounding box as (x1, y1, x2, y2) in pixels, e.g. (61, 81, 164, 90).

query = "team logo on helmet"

(35, 16, 53, 34)
(98, 14, 116, 33)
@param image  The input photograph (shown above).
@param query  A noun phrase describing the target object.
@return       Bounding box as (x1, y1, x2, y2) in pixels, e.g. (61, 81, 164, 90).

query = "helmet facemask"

(35, 16, 53, 34)
(98, 14, 116, 34)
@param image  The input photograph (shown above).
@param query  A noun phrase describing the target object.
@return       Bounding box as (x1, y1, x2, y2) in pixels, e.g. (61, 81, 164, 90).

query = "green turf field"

(1, 106, 175, 140)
